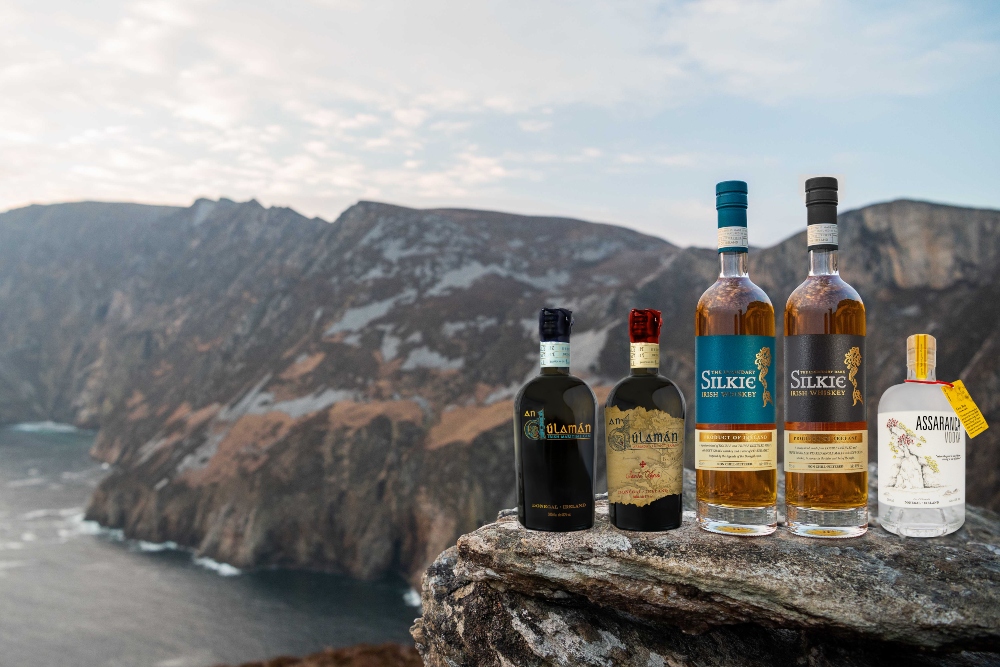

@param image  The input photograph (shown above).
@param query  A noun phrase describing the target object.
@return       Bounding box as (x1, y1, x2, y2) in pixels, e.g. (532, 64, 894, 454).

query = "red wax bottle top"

(629, 309, 661, 343)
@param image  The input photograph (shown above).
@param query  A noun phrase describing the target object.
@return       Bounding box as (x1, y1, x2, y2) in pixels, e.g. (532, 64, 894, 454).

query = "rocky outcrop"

(412, 472, 1000, 666)
(0, 197, 996, 587)
(212, 643, 421, 667)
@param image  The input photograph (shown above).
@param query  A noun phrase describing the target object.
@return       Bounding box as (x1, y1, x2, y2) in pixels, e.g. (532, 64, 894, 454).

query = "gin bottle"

(878, 334, 965, 537)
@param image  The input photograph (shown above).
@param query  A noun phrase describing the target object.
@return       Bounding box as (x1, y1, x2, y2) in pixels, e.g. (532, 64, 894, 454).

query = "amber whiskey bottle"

(605, 309, 686, 531)
(695, 181, 778, 536)
(784, 177, 868, 538)
(514, 308, 597, 531)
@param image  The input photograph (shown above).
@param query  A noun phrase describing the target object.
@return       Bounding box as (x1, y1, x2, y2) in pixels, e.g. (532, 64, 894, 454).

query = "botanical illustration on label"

(784, 431, 867, 472)
(879, 411, 964, 508)
(807, 223, 838, 247)
(629, 343, 660, 369)
(696, 335, 776, 425)
(522, 409, 593, 441)
(717, 226, 748, 250)
(605, 406, 683, 507)
(539, 341, 570, 367)
(695, 429, 777, 471)
(784, 335, 866, 423)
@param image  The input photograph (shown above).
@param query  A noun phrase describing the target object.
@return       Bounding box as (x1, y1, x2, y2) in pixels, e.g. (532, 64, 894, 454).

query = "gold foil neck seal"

(906, 333, 936, 380)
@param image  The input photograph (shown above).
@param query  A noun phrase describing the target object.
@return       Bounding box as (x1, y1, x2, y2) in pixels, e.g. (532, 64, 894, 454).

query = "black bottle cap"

(539, 308, 573, 342)
(805, 177, 838, 206)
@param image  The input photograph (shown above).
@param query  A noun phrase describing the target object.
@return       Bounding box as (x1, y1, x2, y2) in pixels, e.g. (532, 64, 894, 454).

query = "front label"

(629, 343, 660, 369)
(605, 406, 683, 506)
(539, 342, 570, 368)
(784, 430, 868, 472)
(784, 334, 866, 423)
(695, 429, 777, 470)
(696, 335, 776, 425)
(522, 408, 593, 441)
(879, 411, 964, 508)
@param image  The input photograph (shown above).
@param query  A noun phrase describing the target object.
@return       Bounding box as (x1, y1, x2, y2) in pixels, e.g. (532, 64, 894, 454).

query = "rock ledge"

(412, 484, 1000, 666)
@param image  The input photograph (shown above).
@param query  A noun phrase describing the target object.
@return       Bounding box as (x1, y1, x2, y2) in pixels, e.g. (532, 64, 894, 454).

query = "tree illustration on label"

(883, 417, 941, 489)
(754, 346, 772, 408)
(844, 346, 863, 406)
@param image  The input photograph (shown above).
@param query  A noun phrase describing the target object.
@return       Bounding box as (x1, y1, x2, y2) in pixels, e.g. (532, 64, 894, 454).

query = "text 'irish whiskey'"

(514, 308, 597, 531)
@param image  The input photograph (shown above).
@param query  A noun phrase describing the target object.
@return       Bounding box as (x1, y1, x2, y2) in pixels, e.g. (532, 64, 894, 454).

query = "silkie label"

(695, 335, 776, 425)
(784, 335, 866, 423)
(879, 410, 964, 508)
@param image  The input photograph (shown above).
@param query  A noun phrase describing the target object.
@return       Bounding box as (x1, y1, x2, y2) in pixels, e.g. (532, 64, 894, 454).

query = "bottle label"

(784, 334, 866, 423)
(695, 335, 776, 424)
(695, 429, 777, 470)
(717, 226, 748, 251)
(521, 408, 593, 441)
(878, 410, 964, 507)
(606, 406, 684, 506)
(941, 380, 989, 438)
(540, 342, 570, 368)
(784, 430, 868, 472)
(807, 223, 838, 247)
(629, 343, 659, 368)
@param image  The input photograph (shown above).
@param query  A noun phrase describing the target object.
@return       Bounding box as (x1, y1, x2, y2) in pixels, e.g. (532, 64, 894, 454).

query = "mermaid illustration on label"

(754, 346, 772, 408)
(845, 346, 863, 406)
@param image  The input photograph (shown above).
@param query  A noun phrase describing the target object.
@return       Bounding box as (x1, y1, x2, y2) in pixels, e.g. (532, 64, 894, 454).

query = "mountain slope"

(0, 197, 994, 584)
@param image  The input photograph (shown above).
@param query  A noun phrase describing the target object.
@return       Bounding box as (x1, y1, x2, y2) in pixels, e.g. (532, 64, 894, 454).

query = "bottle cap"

(629, 309, 661, 344)
(907, 333, 936, 380)
(539, 308, 573, 342)
(716, 180, 748, 253)
(805, 177, 838, 206)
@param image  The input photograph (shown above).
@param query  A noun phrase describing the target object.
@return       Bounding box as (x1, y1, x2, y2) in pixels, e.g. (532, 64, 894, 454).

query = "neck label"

(540, 341, 570, 368)
(807, 224, 838, 248)
(718, 226, 748, 252)
(629, 343, 659, 369)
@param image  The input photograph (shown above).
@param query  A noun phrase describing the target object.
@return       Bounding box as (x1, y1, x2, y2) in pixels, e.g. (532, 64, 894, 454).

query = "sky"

(0, 0, 998, 247)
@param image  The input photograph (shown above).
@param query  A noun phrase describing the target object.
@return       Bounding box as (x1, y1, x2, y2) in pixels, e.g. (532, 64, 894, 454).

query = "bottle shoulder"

(697, 277, 773, 311)
(878, 382, 954, 413)
(517, 373, 596, 400)
(786, 274, 864, 310)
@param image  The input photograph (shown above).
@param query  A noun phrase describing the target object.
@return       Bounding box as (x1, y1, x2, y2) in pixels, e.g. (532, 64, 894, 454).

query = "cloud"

(0, 0, 995, 243)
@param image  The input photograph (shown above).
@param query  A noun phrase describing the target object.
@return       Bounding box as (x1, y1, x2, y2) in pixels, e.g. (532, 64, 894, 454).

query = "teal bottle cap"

(716, 180, 748, 252)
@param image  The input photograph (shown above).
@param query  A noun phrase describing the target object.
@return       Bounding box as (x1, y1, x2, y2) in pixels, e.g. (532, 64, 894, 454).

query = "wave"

(403, 587, 422, 608)
(192, 557, 241, 577)
(10, 421, 81, 433)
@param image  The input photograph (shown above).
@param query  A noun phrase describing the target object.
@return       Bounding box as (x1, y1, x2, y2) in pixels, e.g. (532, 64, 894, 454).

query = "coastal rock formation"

(412, 474, 1000, 666)
(0, 198, 996, 586)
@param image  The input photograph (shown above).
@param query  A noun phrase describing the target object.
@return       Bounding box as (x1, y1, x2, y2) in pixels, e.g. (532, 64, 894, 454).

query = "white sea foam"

(403, 587, 422, 608)
(11, 421, 79, 433)
(193, 557, 241, 577)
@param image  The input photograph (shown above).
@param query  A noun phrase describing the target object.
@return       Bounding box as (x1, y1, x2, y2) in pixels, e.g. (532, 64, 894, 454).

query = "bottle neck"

(719, 251, 748, 278)
(808, 249, 839, 276)
(906, 365, 937, 381)
(630, 367, 658, 377)
(541, 366, 569, 376)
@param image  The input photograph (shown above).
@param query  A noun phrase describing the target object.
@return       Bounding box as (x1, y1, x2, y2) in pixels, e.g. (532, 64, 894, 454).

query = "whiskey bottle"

(605, 309, 686, 531)
(784, 177, 868, 538)
(878, 334, 965, 537)
(514, 308, 597, 531)
(695, 181, 778, 536)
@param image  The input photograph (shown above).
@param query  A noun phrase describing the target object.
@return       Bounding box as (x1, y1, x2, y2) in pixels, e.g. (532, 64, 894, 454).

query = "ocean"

(0, 425, 418, 667)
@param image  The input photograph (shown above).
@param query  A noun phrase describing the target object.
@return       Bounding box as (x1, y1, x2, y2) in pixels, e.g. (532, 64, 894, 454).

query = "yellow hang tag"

(941, 380, 989, 439)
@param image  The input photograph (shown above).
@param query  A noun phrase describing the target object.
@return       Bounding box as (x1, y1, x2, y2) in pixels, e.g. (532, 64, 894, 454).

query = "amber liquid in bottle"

(784, 251, 868, 512)
(695, 252, 778, 533)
